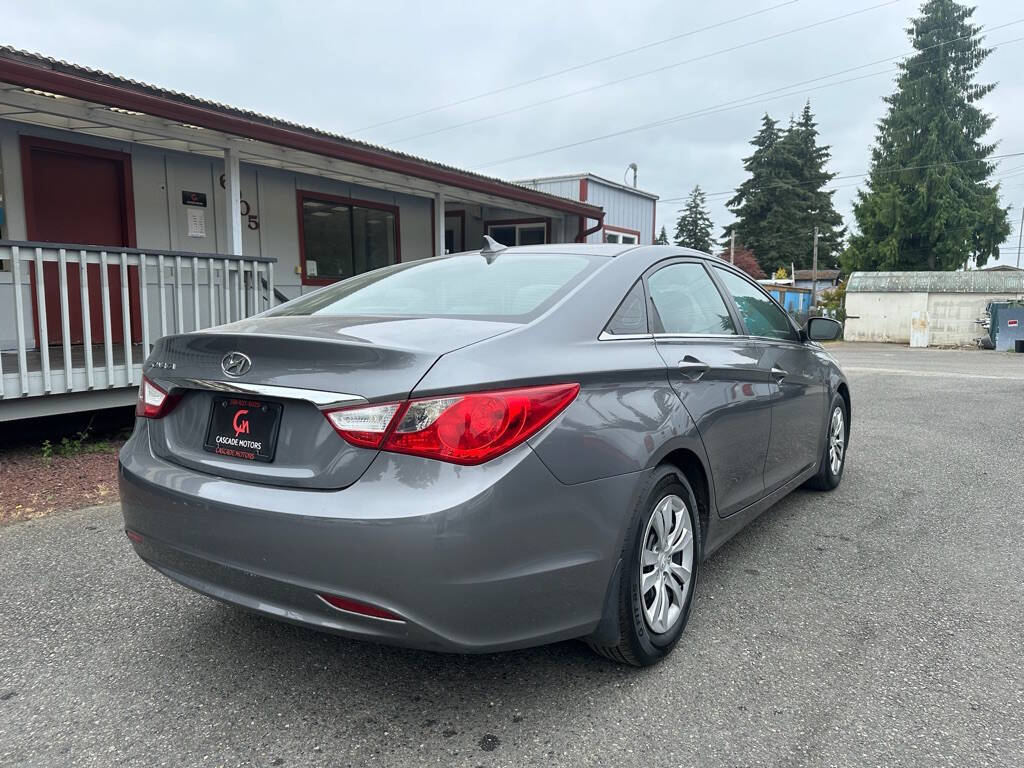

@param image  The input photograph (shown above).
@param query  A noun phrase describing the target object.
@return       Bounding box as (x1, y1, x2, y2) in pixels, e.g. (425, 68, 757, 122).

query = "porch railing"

(1, 240, 276, 400)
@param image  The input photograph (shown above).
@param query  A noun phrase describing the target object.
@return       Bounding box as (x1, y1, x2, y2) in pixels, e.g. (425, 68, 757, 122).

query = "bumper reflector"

(317, 593, 404, 622)
(125, 529, 144, 544)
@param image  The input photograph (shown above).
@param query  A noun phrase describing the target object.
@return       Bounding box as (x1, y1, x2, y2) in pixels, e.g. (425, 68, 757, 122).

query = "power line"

(346, 0, 803, 135)
(391, 0, 904, 146)
(657, 150, 1024, 206)
(474, 25, 1024, 170)
(476, 68, 897, 170)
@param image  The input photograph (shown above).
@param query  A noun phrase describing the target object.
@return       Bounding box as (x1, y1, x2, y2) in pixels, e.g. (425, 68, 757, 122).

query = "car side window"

(713, 267, 797, 341)
(647, 263, 737, 335)
(604, 280, 648, 335)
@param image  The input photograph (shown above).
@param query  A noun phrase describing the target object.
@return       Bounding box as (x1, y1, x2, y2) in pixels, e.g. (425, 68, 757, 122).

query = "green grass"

(40, 419, 124, 460)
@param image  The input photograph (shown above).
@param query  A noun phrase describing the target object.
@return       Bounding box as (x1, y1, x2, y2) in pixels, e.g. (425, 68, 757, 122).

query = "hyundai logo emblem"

(221, 351, 252, 377)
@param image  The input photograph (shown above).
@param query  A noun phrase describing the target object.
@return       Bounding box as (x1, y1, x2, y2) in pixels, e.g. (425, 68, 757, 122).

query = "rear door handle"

(771, 366, 788, 383)
(677, 356, 710, 380)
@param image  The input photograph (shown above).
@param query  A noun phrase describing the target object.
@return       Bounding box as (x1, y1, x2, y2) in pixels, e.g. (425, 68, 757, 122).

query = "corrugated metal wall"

(529, 178, 580, 203)
(584, 179, 654, 245)
(521, 176, 655, 245)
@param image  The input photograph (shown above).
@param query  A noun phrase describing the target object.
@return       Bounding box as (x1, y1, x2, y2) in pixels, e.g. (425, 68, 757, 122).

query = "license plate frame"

(202, 396, 283, 463)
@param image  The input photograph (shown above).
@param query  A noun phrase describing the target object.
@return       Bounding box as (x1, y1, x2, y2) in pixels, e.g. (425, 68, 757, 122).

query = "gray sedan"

(119, 241, 849, 666)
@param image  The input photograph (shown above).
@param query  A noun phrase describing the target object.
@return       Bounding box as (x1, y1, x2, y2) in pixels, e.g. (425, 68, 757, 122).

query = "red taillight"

(135, 376, 180, 419)
(317, 593, 403, 622)
(323, 383, 579, 465)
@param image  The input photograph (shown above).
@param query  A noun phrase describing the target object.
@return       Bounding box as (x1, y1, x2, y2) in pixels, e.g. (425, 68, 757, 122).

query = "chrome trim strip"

(652, 332, 740, 340)
(598, 332, 654, 341)
(174, 378, 367, 410)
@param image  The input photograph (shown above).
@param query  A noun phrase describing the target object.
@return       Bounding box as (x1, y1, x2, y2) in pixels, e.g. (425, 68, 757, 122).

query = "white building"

(0, 48, 611, 420)
(517, 173, 658, 246)
(845, 270, 1024, 346)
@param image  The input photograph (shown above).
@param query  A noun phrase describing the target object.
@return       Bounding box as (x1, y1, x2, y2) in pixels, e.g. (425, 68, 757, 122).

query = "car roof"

(458, 243, 717, 261)
(485, 243, 634, 258)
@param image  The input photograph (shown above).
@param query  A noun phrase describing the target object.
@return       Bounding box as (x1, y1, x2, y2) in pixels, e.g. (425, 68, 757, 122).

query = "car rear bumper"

(118, 421, 639, 653)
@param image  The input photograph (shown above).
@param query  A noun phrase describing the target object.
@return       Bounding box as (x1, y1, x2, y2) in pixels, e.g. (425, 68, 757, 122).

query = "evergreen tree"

(844, 0, 1010, 271)
(655, 226, 669, 245)
(782, 102, 846, 266)
(724, 109, 844, 274)
(674, 186, 714, 252)
(722, 114, 803, 274)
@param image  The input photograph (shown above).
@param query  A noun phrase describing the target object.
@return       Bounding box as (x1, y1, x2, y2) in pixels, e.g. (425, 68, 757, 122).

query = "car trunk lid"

(143, 315, 517, 489)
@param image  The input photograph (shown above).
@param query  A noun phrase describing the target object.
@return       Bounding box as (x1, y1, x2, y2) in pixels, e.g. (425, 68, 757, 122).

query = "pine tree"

(782, 102, 846, 266)
(674, 186, 714, 252)
(724, 108, 844, 275)
(655, 226, 669, 245)
(722, 114, 803, 274)
(844, 0, 1010, 271)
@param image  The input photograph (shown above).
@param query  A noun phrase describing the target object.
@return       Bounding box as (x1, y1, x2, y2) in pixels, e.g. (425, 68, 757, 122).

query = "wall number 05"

(219, 174, 260, 230)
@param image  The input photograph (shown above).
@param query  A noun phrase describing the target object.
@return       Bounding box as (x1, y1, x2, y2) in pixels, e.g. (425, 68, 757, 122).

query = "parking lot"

(1, 343, 1022, 767)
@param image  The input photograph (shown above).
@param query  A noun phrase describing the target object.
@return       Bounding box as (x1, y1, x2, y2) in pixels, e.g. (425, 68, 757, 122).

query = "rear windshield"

(269, 252, 603, 322)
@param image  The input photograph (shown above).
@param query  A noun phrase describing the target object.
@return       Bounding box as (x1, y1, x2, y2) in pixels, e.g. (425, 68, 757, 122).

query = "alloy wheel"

(829, 407, 845, 475)
(639, 494, 694, 635)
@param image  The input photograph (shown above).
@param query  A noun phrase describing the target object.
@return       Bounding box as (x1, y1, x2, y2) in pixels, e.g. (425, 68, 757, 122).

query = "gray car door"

(710, 266, 828, 492)
(645, 259, 773, 517)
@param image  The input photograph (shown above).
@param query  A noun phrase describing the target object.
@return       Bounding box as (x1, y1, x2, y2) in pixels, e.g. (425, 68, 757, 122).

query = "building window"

(604, 229, 638, 245)
(486, 220, 548, 247)
(298, 192, 398, 284)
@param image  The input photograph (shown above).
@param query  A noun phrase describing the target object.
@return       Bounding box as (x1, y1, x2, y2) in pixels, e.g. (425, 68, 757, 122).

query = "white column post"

(223, 146, 243, 256)
(434, 191, 445, 257)
(811, 225, 819, 307)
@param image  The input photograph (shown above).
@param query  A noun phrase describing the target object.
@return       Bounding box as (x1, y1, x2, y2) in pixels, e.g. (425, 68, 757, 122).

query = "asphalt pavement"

(1, 343, 1022, 767)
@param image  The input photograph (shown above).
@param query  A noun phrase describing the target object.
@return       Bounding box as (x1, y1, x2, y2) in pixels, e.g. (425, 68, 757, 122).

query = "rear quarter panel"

(524, 339, 708, 486)
(418, 327, 712, 488)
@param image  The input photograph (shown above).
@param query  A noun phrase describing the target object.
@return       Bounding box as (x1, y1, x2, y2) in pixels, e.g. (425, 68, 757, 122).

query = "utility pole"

(1016, 206, 1023, 269)
(811, 226, 819, 308)
(730, 230, 736, 264)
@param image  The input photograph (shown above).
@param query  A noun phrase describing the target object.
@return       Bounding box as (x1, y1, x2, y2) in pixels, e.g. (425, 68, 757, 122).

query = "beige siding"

(845, 291, 1017, 346)
(845, 293, 930, 343)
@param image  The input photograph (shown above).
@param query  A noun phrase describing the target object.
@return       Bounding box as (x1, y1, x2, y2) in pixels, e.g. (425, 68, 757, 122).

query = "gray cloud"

(3, 0, 1021, 264)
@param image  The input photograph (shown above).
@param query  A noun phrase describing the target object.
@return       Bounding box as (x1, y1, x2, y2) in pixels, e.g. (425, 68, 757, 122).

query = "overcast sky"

(4, 0, 1023, 265)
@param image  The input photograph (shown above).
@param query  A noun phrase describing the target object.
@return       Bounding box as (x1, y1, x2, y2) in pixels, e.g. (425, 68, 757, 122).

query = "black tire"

(804, 393, 848, 491)
(587, 465, 701, 666)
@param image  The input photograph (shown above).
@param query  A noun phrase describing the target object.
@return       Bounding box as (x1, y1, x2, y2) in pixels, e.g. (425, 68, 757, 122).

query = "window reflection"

(713, 268, 796, 341)
(648, 263, 736, 335)
(300, 195, 396, 282)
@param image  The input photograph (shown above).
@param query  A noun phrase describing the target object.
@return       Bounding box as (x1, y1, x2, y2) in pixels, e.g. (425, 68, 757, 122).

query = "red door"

(22, 136, 140, 345)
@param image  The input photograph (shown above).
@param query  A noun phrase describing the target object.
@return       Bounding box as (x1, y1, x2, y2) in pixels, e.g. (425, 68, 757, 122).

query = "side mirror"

(805, 316, 843, 342)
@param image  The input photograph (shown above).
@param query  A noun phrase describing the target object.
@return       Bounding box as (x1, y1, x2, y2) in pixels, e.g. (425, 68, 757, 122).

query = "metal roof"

(847, 271, 1024, 293)
(0, 46, 602, 219)
(793, 269, 841, 281)
(515, 172, 659, 201)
